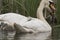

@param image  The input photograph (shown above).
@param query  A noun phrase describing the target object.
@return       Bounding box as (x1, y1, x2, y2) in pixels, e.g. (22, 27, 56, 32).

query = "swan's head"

(45, 0, 56, 13)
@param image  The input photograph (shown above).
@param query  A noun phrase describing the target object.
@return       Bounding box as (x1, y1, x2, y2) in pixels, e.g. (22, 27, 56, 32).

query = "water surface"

(0, 27, 60, 40)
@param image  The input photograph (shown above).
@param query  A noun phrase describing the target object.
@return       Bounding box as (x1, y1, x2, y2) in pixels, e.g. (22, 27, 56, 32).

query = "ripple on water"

(0, 30, 51, 40)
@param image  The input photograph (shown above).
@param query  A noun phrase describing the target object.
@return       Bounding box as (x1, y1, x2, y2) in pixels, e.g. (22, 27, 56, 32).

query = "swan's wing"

(14, 23, 35, 33)
(22, 19, 51, 32)
(14, 19, 48, 33)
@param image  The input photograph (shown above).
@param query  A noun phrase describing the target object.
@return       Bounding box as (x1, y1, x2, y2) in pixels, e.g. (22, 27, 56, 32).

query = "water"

(0, 27, 60, 40)
(52, 27, 60, 40)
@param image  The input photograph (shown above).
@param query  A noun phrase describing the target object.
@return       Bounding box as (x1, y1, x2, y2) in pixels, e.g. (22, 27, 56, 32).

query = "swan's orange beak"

(51, 4, 56, 10)
(49, 3, 56, 13)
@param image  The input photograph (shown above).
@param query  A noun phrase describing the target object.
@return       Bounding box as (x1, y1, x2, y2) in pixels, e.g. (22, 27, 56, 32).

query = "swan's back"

(0, 13, 28, 25)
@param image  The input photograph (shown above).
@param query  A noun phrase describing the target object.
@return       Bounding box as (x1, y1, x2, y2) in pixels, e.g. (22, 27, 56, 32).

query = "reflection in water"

(0, 27, 60, 40)
(0, 30, 51, 40)
(0, 30, 15, 40)
(14, 32, 51, 40)
(52, 27, 60, 40)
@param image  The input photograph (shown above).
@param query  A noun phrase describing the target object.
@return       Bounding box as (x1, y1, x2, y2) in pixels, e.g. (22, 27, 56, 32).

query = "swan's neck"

(37, 0, 51, 27)
(37, 0, 46, 21)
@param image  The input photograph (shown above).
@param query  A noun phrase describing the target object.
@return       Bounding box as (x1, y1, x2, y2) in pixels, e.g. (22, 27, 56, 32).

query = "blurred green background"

(56, 0, 60, 24)
(0, 0, 60, 25)
(0, 0, 41, 17)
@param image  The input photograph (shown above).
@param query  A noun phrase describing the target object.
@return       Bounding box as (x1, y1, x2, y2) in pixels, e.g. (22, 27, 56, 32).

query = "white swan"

(0, 0, 56, 33)
(14, 0, 56, 33)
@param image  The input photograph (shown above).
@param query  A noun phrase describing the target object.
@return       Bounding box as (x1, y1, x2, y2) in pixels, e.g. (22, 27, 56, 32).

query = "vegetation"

(56, 0, 60, 24)
(0, 0, 41, 17)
